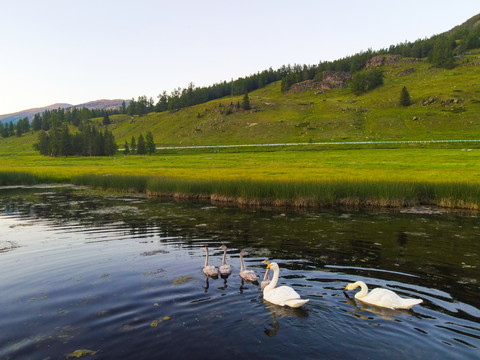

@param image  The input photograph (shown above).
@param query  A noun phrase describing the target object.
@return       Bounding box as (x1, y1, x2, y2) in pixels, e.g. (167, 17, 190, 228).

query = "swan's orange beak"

(266, 264, 272, 269)
(345, 285, 349, 290)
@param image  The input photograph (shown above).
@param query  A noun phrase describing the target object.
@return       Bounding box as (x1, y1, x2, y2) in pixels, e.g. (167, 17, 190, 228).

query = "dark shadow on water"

(218, 276, 228, 290)
(263, 301, 309, 337)
(239, 279, 259, 294)
(203, 275, 218, 292)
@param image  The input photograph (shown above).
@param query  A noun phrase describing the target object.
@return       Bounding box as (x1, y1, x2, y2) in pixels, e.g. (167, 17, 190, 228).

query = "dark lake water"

(0, 186, 479, 360)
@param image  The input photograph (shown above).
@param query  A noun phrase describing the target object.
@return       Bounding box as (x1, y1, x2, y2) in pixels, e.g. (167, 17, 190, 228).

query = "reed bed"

(0, 171, 65, 185)
(70, 174, 480, 210)
(2, 171, 478, 210)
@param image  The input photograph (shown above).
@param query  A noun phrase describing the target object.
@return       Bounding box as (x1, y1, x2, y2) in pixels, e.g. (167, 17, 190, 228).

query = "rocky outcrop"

(320, 71, 352, 89)
(287, 80, 323, 93)
(422, 97, 438, 106)
(403, 58, 423, 64)
(366, 55, 403, 67)
(397, 68, 415, 77)
(287, 71, 352, 94)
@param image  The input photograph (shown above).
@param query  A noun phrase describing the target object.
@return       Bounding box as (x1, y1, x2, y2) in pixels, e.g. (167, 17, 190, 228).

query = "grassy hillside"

(104, 52, 480, 147)
(3, 52, 480, 153)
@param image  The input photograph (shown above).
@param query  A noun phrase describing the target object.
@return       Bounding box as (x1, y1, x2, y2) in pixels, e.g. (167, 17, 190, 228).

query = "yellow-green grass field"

(1, 145, 480, 209)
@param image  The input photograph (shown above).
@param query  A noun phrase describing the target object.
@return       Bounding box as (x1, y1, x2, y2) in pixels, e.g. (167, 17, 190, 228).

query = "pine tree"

(34, 131, 50, 155)
(103, 129, 117, 156)
(145, 131, 155, 154)
(137, 134, 146, 155)
(16, 122, 23, 137)
(242, 92, 251, 110)
(124, 140, 130, 155)
(120, 101, 127, 114)
(130, 136, 136, 154)
(60, 125, 72, 156)
(103, 112, 111, 126)
(430, 36, 455, 69)
(400, 86, 412, 106)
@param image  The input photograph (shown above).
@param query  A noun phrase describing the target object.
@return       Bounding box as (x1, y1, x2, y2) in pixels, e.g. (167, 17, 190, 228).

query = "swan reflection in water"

(203, 274, 230, 292)
(343, 292, 420, 320)
(218, 276, 228, 290)
(239, 278, 259, 294)
(263, 301, 308, 337)
(203, 275, 211, 293)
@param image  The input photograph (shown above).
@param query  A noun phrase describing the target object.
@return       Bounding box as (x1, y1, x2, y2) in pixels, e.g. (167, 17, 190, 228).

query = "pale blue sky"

(1, 0, 479, 115)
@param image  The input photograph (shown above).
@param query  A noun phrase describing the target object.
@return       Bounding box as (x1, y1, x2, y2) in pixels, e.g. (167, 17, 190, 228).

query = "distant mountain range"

(0, 99, 129, 124)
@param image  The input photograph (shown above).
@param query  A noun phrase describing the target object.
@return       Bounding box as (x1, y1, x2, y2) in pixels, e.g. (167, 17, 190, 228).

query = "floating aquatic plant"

(66, 349, 98, 358)
(173, 275, 194, 285)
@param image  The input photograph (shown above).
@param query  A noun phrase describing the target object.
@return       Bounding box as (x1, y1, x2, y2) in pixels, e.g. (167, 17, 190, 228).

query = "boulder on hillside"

(321, 71, 352, 89)
(397, 68, 415, 77)
(287, 80, 323, 93)
(366, 55, 403, 67)
(287, 71, 352, 94)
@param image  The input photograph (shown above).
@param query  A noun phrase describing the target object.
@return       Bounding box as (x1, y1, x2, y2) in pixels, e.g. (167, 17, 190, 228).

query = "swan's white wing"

(362, 288, 421, 309)
(265, 285, 302, 306)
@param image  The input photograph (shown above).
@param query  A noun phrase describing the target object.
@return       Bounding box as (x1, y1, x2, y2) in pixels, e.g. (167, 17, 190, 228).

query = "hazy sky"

(1, 0, 479, 115)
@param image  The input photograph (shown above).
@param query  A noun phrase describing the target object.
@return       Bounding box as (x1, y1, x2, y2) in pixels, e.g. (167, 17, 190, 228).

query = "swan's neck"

(239, 253, 245, 272)
(264, 266, 279, 291)
(353, 281, 369, 299)
(263, 268, 270, 281)
(204, 249, 209, 267)
(222, 249, 227, 266)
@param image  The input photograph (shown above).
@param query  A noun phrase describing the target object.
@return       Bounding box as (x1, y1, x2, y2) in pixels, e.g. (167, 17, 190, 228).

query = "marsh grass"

(70, 174, 480, 210)
(2, 170, 478, 209)
(0, 171, 65, 185)
(73, 174, 149, 193)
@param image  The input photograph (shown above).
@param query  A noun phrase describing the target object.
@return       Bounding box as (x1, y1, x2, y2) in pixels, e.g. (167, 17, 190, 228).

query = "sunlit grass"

(1, 148, 479, 182)
(1, 148, 479, 209)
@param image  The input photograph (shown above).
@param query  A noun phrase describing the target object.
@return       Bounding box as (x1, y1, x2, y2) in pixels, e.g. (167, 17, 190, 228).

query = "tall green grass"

(71, 174, 480, 210)
(0, 171, 65, 185)
(2, 171, 478, 209)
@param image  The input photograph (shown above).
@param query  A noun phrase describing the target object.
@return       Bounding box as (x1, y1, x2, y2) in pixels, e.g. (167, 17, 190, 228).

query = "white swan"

(263, 262, 309, 308)
(239, 250, 258, 282)
(218, 245, 232, 276)
(345, 281, 423, 309)
(202, 246, 218, 277)
(261, 259, 271, 290)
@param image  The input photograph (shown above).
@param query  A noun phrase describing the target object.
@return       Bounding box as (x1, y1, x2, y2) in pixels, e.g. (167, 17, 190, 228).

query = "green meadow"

(1, 145, 479, 209)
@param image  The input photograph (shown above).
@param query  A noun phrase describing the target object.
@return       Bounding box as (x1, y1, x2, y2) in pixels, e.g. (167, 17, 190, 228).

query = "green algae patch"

(150, 316, 171, 327)
(66, 349, 98, 358)
(173, 275, 194, 285)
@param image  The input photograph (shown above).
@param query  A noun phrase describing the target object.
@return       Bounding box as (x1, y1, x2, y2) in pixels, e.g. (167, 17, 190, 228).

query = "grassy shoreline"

(2, 171, 479, 210)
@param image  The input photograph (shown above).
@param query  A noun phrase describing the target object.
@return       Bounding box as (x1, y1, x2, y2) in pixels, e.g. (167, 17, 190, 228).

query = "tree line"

(31, 106, 125, 132)
(1, 105, 126, 139)
(34, 122, 117, 157)
(1, 117, 30, 138)
(123, 132, 155, 155)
